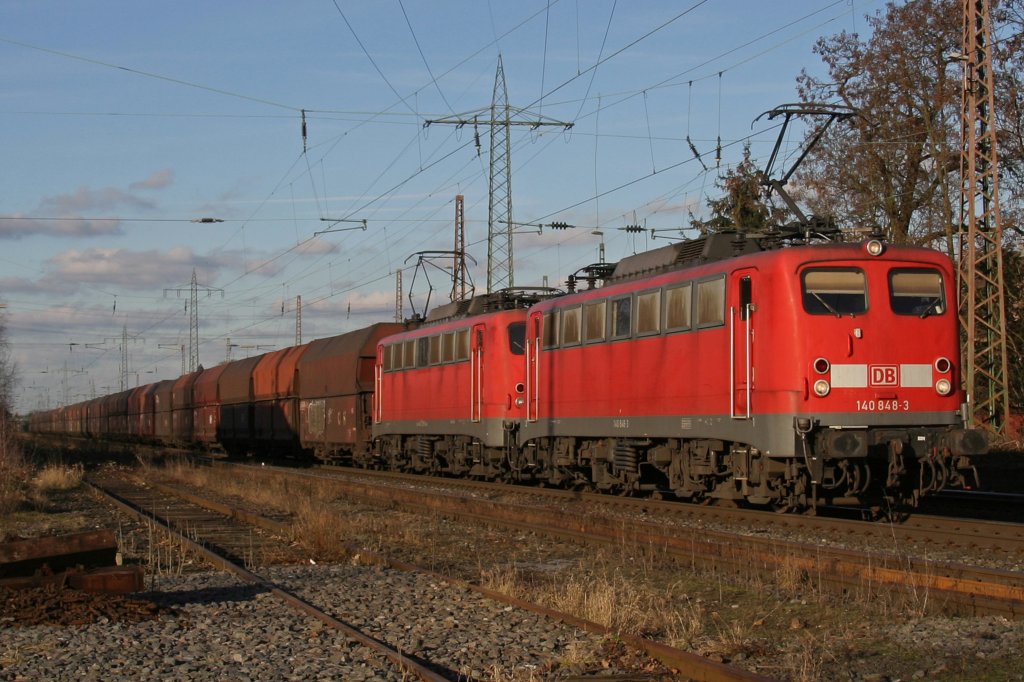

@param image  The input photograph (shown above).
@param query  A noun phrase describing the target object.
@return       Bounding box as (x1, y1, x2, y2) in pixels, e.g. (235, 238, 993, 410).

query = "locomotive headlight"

(865, 239, 885, 256)
(935, 378, 952, 396)
(813, 379, 831, 397)
(934, 357, 951, 373)
(813, 357, 830, 374)
(515, 397, 525, 407)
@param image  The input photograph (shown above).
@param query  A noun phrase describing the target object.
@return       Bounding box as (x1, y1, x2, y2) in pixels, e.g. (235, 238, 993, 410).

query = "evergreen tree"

(692, 143, 785, 233)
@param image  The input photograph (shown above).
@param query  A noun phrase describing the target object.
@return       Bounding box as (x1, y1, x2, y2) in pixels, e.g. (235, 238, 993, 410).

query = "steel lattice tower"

(189, 269, 199, 372)
(958, 0, 1010, 435)
(119, 324, 128, 392)
(488, 57, 514, 292)
(425, 56, 572, 292)
(452, 194, 470, 302)
(395, 270, 403, 323)
(165, 268, 222, 373)
(295, 295, 302, 346)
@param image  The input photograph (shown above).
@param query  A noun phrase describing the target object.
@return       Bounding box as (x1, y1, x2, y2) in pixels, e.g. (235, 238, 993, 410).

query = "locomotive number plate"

(855, 399, 910, 412)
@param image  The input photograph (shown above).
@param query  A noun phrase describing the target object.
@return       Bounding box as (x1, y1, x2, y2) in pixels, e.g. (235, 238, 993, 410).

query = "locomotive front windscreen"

(508, 322, 526, 355)
(802, 268, 867, 316)
(889, 269, 945, 317)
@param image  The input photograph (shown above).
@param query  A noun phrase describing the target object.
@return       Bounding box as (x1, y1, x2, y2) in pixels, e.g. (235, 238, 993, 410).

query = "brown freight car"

(170, 371, 201, 446)
(193, 364, 227, 448)
(252, 344, 309, 454)
(217, 355, 263, 456)
(152, 379, 175, 444)
(296, 322, 406, 463)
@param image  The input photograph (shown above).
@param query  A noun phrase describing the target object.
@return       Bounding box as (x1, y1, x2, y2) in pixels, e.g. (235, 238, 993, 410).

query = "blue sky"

(1, 0, 881, 412)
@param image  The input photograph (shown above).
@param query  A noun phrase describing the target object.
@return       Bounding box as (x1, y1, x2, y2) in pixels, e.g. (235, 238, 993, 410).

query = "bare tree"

(994, 0, 1024, 240)
(795, 0, 964, 247)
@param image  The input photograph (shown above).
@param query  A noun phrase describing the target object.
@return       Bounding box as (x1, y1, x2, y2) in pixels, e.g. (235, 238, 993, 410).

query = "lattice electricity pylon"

(295, 295, 302, 346)
(164, 268, 223, 372)
(425, 56, 572, 292)
(957, 0, 1010, 436)
(452, 195, 471, 302)
(395, 270, 403, 323)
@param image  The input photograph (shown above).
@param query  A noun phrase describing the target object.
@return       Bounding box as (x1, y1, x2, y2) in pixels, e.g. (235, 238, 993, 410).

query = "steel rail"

(84, 475, 450, 682)
(311, 464, 1024, 556)
(142, 478, 774, 682)
(222, 463, 1024, 619)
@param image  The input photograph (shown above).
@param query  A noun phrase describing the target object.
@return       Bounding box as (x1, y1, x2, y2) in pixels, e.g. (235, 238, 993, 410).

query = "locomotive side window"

(665, 283, 692, 331)
(611, 297, 631, 339)
(441, 332, 455, 363)
(696, 277, 726, 327)
(429, 335, 441, 365)
(403, 339, 416, 368)
(382, 345, 394, 371)
(542, 311, 559, 348)
(889, 269, 945, 317)
(637, 291, 661, 335)
(417, 337, 430, 368)
(455, 329, 470, 361)
(802, 268, 867, 316)
(584, 301, 606, 342)
(562, 307, 582, 345)
(508, 322, 526, 355)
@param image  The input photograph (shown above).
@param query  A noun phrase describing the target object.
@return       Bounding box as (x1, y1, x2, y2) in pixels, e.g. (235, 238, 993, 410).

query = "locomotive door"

(470, 324, 485, 423)
(526, 312, 542, 422)
(373, 345, 384, 424)
(730, 269, 756, 418)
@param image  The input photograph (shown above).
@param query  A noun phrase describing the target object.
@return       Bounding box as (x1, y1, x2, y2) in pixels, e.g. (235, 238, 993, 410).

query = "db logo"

(869, 365, 899, 386)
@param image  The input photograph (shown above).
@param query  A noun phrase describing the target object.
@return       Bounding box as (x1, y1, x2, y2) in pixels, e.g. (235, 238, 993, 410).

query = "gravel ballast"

(0, 565, 662, 681)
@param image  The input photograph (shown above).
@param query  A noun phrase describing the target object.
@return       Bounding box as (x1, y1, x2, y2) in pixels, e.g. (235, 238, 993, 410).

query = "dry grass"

(148, 460, 960, 681)
(32, 462, 84, 492)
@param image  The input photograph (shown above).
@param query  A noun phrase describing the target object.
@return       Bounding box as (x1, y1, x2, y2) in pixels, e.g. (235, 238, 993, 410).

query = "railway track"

(307, 463, 1024, 559)
(85, 472, 451, 682)
(210, 462, 1024, 620)
(86, 470, 769, 682)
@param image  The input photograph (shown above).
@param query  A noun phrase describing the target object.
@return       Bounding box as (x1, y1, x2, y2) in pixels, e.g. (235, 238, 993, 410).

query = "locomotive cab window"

(889, 269, 945, 317)
(508, 322, 526, 355)
(802, 268, 867, 316)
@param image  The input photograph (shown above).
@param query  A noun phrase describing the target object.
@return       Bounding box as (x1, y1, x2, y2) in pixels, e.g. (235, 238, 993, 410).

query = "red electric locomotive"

(515, 232, 985, 509)
(371, 290, 553, 475)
